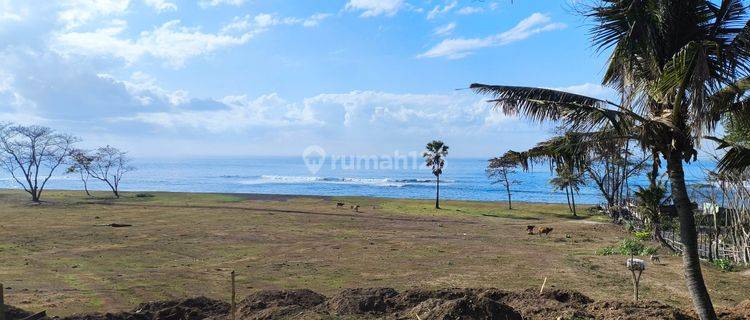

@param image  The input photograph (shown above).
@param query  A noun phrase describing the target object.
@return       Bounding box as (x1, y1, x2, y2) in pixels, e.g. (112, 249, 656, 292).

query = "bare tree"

(87, 146, 134, 198)
(0, 124, 78, 202)
(487, 155, 520, 210)
(67, 149, 94, 197)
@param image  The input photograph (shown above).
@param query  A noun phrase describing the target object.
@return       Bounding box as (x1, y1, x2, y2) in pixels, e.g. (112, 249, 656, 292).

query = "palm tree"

(634, 180, 674, 250)
(549, 165, 586, 216)
(424, 140, 448, 209)
(472, 2, 750, 317)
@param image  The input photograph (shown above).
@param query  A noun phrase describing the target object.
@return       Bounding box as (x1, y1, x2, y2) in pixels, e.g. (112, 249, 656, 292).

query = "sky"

(0, 0, 618, 158)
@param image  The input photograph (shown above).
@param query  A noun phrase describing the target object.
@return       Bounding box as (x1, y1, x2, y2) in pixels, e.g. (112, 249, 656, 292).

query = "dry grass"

(0, 189, 747, 316)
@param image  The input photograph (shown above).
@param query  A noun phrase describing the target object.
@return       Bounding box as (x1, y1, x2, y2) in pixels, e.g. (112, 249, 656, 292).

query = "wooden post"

(230, 271, 236, 320)
(631, 270, 642, 301)
(539, 277, 547, 294)
(1, 283, 5, 320)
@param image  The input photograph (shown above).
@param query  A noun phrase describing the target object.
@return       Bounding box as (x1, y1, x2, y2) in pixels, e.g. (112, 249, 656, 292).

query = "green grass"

(0, 189, 747, 316)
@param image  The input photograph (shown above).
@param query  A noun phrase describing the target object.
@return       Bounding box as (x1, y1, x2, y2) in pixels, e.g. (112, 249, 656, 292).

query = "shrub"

(641, 246, 658, 255)
(596, 246, 617, 256)
(623, 220, 637, 232)
(618, 238, 645, 256)
(634, 231, 651, 241)
(135, 193, 154, 198)
(586, 206, 603, 215)
(712, 259, 734, 272)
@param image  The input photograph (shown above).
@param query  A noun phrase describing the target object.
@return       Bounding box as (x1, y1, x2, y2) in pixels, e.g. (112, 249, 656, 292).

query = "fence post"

(231, 271, 236, 320)
(1, 283, 5, 320)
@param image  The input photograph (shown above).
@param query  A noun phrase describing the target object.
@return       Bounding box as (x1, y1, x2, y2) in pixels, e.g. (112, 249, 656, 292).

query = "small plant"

(634, 231, 651, 241)
(623, 220, 637, 232)
(586, 205, 603, 215)
(136, 193, 155, 198)
(596, 246, 617, 256)
(641, 246, 658, 255)
(712, 259, 734, 272)
(618, 238, 645, 256)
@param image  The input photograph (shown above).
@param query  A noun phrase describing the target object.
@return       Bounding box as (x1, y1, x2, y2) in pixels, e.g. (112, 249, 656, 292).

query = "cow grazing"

(336, 202, 345, 208)
(538, 227, 553, 236)
(526, 225, 535, 235)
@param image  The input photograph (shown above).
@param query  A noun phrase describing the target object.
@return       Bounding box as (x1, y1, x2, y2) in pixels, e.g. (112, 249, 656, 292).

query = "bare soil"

(6, 287, 749, 320)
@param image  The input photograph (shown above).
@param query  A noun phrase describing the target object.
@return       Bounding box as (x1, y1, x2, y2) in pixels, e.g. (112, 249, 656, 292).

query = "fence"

(661, 229, 749, 263)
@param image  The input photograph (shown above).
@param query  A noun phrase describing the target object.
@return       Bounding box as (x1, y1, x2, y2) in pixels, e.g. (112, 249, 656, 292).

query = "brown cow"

(538, 227, 553, 236)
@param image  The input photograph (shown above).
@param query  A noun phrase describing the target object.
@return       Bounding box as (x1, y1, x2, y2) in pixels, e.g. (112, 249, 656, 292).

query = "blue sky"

(0, 0, 617, 158)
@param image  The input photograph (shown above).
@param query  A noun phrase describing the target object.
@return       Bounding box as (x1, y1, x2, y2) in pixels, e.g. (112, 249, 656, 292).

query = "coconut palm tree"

(634, 179, 674, 249)
(549, 165, 586, 216)
(472, 2, 750, 318)
(424, 140, 448, 209)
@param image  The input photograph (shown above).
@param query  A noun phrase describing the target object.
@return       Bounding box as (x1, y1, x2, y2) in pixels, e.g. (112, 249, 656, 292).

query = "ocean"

(0, 157, 713, 204)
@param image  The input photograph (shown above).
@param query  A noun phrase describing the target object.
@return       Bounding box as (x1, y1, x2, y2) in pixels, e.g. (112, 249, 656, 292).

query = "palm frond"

(706, 135, 750, 172)
(469, 83, 644, 133)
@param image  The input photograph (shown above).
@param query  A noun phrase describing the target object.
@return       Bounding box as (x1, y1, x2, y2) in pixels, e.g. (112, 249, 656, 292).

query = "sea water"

(0, 157, 713, 204)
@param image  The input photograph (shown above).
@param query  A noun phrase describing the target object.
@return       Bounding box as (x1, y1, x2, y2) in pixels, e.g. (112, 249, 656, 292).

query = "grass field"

(0, 190, 748, 316)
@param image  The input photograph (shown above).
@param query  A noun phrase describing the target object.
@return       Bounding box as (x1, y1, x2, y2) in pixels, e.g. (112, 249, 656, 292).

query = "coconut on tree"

(471, 2, 750, 318)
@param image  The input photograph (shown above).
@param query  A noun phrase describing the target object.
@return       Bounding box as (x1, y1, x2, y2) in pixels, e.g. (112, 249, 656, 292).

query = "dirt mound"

(584, 300, 694, 320)
(12, 287, 750, 320)
(62, 296, 229, 320)
(718, 299, 750, 320)
(5, 305, 33, 320)
(407, 295, 522, 320)
(238, 289, 326, 320)
(326, 287, 399, 315)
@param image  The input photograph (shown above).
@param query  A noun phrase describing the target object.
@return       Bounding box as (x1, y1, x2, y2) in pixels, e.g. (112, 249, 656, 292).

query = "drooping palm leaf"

(706, 135, 750, 172)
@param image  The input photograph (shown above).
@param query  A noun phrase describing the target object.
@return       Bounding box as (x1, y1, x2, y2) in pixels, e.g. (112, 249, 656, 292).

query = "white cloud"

(426, 1, 457, 20)
(198, 0, 246, 8)
(52, 19, 258, 68)
(58, 0, 130, 29)
(99, 72, 188, 106)
(143, 0, 177, 13)
(418, 13, 566, 59)
(555, 83, 618, 101)
(457, 6, 482, 15)
(433, 22, 455, 37)
(345, 0, 404, 17)
(0, 0, 27, 23)
(222, 12, 330, 33)
(118, 90, 516, 136)
(123, 93, 321, 132)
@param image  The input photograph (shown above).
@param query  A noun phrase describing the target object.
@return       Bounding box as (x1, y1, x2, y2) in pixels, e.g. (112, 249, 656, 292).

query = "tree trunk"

(564, 187, 572, 213)
(82, 179, 91, 197)
(570, 186, 577, 217)
(435, 175, 440, 209)
(667, 154, 717, 320)
(505, 182, 512, 210)
(104, 180, 120, 198)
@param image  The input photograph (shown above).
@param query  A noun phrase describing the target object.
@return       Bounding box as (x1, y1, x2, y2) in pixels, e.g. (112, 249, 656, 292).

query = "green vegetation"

(711, 259, 735, 272)
(597, 238, 658, 257)
(634, 231, 652, 241)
